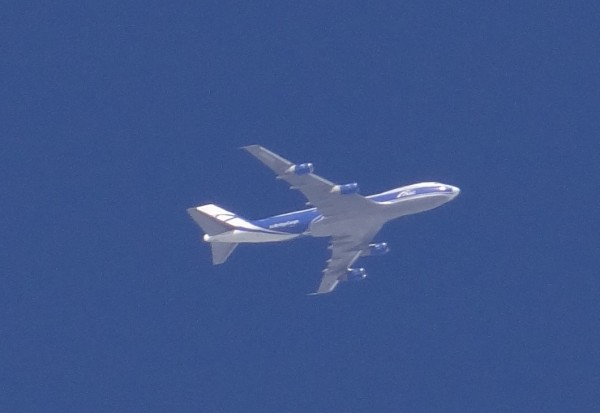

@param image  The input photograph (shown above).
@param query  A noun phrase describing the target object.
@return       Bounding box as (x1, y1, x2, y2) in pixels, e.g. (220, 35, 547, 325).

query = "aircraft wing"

(243, 145, 376, 218)
(313, 224, 382, 295)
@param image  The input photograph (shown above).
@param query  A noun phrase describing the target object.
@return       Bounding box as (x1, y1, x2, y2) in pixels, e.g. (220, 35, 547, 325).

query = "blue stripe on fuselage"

(249, 185, 452, 234)
(251, 208, 320, 234)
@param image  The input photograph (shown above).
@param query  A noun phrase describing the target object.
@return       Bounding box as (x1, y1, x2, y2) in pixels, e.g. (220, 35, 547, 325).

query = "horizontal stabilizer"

(187, 204, 237, 235)
(187, 204, 246, 265)
(211, 242, 238, 265)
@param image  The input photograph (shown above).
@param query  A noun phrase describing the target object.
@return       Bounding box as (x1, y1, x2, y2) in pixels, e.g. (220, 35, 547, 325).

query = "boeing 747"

(188, 145, 460, 295)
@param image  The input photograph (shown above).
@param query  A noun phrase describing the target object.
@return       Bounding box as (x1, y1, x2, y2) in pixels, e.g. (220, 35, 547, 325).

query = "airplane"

(187, 145, 460, 295)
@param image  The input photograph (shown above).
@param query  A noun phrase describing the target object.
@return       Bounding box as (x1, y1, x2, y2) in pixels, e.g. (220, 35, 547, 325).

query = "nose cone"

(451, 186, 461, 198)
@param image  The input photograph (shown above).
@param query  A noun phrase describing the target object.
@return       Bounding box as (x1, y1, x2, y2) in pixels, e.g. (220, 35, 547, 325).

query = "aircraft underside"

(188, 145, 460, 294)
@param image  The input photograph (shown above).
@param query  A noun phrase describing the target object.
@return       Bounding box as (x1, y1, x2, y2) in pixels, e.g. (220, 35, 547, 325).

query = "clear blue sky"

(3, 2, 600, 412)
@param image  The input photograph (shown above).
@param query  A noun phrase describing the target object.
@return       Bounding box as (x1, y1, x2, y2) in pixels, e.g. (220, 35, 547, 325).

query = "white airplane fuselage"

(188, 144, 462, 294)
(204, 182, 460, 243)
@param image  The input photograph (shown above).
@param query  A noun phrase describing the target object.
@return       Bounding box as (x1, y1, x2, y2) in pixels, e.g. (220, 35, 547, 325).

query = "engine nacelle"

(331, 182, 359, 195)
(287, 163, 314, 175)
(345, 267, 367, 282)
(362, 242, 390, 256)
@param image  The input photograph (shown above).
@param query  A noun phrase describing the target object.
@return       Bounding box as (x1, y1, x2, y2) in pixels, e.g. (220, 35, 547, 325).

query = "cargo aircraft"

(188, 145, 460, 295)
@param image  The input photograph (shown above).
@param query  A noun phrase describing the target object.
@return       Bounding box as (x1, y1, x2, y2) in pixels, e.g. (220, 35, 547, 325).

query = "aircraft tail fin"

(187, 204, 241, 235)
(187, 204, 248, 265)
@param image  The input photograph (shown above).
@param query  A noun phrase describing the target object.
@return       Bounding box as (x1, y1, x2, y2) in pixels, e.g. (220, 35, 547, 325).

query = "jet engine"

(361, 242, 390, 256)
(331, 183, 359, 195)
(287, 163, 313, 175)
(345, 267, 367, 281)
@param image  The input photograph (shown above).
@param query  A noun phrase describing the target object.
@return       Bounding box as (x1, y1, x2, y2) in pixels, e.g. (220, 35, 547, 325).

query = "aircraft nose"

(451, 186, 461, 197)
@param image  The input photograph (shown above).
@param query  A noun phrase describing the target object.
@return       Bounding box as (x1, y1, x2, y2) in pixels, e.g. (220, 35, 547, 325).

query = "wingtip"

(308, 288, 335, 296)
